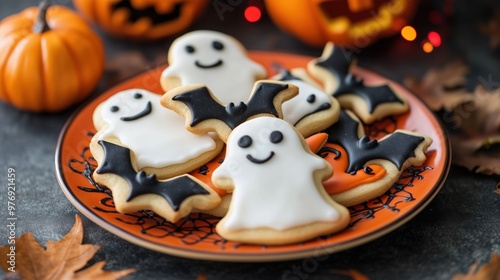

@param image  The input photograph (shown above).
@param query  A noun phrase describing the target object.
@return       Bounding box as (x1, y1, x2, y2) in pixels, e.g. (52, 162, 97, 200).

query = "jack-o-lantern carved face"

(73, 0, 209, 40)
(264, 0, 419, 47)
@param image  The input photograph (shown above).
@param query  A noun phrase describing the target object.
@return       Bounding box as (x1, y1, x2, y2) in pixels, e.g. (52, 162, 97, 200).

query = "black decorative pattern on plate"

(67, 128, 432, 248)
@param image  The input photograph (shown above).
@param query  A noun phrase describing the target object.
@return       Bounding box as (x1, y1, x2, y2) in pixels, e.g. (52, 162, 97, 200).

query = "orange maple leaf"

(0, 215, 135, 280)
(452, 253, 500, 280)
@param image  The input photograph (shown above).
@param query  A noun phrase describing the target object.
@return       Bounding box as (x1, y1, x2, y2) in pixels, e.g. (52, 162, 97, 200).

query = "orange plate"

(55, 52, 450, 262)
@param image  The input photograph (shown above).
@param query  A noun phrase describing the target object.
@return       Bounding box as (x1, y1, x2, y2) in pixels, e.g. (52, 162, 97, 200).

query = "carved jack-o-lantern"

(73, 0, 209, 40)
(264, 0, 419, 48)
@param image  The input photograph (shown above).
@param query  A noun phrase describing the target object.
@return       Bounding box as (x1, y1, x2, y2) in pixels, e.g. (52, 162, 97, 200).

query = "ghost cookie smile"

(238, 131, 284, 164)
(195, 59, 223, 69)
(117, 93, 153, 121)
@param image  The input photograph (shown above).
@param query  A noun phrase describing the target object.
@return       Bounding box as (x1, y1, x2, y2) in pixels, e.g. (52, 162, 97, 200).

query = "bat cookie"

(308, 42, 409, 124)
(160, 81, 298, 142)
(273, 68, 340, 137)
(90, 89, 224, 180)
(319, 110, 432, 206)
(212, 117, 349, 245)
(93, 141, 220, 222)
(160, 30, 267, 105)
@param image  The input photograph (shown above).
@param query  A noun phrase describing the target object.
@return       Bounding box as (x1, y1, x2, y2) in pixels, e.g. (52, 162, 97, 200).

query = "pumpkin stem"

(33, 0, 52, 33)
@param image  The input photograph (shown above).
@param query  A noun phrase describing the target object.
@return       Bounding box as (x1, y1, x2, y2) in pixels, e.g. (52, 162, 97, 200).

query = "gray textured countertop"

(1, 0, 499, 279)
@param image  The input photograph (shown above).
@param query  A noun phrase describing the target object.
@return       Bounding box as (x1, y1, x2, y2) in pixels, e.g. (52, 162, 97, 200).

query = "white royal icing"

(161, 30, 266, 105)
(212, 117, 340, 231)
(98, 89, 217, 169)
(281, 79, 333, 125)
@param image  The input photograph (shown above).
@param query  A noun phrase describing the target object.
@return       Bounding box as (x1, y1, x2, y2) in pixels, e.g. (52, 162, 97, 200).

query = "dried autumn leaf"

(451, 134, 500, 175)
(453, 84, 500, 137)
(449, 84, 500, 175)
(404, 60, 473, 111)
(0, 215, 135, 280)
(479, 10, 500, 49)
(452, 254, 500, 280)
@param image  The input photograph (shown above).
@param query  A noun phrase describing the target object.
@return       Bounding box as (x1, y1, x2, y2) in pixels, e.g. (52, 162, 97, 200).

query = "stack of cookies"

(89, 30, 432, 245)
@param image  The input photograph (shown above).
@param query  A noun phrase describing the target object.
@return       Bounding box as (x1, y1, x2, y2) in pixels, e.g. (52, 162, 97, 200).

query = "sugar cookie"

(93, 140, 221, 223)
(213, 117, 350, 245)
(320, 110, 432, 206)
(91, 89, 223, 180)
(160, 30, 266, 105)
(160, 81, 298, 143)
(273, 68, 340, 137)
(308, 42, 409, 124)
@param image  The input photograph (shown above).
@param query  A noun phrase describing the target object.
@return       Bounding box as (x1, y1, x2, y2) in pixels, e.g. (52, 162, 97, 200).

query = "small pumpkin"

(73, 0, 210, 40)
(0, 0, 105, 112)
(264, 0, 419, 48)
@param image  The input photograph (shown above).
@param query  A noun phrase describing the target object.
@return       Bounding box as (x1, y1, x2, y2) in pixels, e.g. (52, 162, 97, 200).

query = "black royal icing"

(96, 140, 209, 211)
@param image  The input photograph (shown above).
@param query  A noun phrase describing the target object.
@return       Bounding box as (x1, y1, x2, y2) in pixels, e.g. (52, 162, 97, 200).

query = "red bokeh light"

(427, 31, 442, 47)
(244, 6, 261, 23)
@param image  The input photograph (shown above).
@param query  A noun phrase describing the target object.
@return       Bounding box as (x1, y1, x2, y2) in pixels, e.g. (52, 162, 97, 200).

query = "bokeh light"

(427, 31, 442, 47)
(244, 6, 261, 23)
(401, 26, 417, 41)
(422, 41, 434, 53)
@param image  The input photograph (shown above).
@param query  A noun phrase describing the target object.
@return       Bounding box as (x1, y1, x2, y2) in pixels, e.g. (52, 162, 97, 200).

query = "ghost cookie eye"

(270, 131, 283, 144)
(238, 135, 252, 148)
(133, 93, 143, 99)
(185, 45, 195, 54)
(212, 40, 224, 50)
(306, 94, 316, 103)
(110, 106, 120, 113)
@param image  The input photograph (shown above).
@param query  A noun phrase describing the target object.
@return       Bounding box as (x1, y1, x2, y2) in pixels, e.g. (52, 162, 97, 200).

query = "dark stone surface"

(0, 0, 499, 279)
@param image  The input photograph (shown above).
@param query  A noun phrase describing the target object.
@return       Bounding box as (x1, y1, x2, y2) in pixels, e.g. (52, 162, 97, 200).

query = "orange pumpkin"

(265, 0, 419, 48)
(0, 0, 105, 112)
(73, 0, 209, 40)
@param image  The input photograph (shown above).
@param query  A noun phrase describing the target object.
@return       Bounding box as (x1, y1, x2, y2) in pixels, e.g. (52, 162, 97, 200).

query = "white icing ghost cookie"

(273, 68, 341, 137)
(212, 117, 350, 245)
(90, 89, 224, 180)
(160, 30, 267, 105)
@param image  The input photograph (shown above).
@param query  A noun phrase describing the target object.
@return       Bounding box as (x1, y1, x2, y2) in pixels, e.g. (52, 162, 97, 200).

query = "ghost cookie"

(272, 68, 340, 137)
(93, 140, 221, 223)
(189, 133, 331, 218)
(160, 30, 267, 105)
(319, 110, 432, 207)
(308, 42, 409, 124)
(90, 89, 224, 180)
(213, 117, 350, 245)
(161, 81, 298, 142)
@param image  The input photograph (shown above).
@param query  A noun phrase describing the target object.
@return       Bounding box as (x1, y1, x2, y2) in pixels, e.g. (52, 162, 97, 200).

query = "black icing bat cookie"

(94, 140, 220, 222)
(319, 110, 432, 207)
(323, 110, 430, 174)
(161, 81, 298, 142)
(308, 42, 409, 124)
